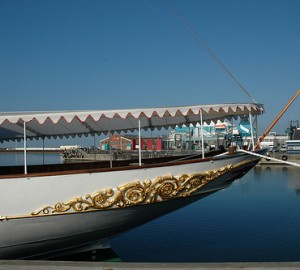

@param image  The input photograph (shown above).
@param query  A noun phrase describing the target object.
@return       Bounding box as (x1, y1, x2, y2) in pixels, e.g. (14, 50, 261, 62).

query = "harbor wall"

(1, 261, 300, 270)
(259, 152, 300, 165)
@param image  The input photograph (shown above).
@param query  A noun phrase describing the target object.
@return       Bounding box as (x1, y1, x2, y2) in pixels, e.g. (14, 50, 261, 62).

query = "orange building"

(100, 135, 132, 150)
(100, 135, 163, 151)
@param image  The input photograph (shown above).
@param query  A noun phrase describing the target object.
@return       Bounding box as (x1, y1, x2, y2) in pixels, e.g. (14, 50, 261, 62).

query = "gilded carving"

(31, 164, 233, 217)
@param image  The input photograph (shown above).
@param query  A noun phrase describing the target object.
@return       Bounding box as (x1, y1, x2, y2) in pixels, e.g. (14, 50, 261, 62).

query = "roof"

(100, 134, 132, 143)
(0, 103, 264, 142)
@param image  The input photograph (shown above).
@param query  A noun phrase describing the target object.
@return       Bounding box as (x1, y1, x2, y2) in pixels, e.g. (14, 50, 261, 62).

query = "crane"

(255, 89, 300, 149)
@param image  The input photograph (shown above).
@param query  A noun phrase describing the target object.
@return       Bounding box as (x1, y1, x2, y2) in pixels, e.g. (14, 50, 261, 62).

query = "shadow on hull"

(1, 191, 215, 260)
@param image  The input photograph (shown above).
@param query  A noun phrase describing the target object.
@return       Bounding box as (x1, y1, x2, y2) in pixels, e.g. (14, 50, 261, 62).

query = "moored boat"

(0, 103, 265, 259)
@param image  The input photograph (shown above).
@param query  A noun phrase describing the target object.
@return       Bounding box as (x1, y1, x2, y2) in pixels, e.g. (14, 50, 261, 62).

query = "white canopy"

(0, 103, 264, 142)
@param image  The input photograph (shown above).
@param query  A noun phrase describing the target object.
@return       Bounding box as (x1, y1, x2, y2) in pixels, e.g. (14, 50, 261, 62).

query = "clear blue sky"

(1, 0, 300, 136)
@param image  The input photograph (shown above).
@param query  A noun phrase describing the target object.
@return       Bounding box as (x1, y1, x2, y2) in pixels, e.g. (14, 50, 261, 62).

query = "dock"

(258, 152, 300, 166)
(1, 261, 300, 270)
(62, 148, 200, 161)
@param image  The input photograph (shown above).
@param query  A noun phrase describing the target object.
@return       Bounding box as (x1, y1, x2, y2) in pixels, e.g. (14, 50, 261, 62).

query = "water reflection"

(110, 166, 300, 262)
(254, 166, 300, 197)
(285, 168, 300, 196)
(0, 152, 62, 166)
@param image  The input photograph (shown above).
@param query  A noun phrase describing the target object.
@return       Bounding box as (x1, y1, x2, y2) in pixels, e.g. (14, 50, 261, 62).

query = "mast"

(255, 89, 300, 149)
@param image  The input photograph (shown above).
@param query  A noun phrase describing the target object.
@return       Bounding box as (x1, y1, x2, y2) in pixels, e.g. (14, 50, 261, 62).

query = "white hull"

(0, 151, 262, 259)
(0, 194, 210, 259)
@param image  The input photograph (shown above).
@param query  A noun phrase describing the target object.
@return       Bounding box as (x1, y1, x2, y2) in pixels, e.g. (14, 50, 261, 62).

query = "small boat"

(0, 103, 265, 259)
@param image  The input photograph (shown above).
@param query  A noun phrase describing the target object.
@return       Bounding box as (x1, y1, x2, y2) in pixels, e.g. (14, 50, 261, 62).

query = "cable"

(146, 0, 258, 103)
(144, 0, 198, 50)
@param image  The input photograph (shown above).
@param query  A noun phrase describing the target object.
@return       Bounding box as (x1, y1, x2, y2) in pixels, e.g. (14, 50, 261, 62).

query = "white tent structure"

(0, 103, 264, 142)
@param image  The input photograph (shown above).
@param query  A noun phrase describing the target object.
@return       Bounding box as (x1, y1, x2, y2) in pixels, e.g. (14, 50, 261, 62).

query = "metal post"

(166, 136, 169, 153)
(255, 115, 259, 145)
(188, 125, 191, 151)
(42, 137, 45, 165)
(109, 130, 112, 168)
(93, 134, 96, 161)
(108, 120, 113, 168)
(138, 119, 142, 166)
(200, 109, 205, 159)
(249, 113, 255, 151)
(23, 121, 27, 175)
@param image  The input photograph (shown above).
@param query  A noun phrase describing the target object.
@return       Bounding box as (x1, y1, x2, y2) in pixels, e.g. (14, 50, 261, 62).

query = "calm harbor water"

(0, 153, 299, 262)
(0, 152, 62, 166)
(110, 166, 300, 262)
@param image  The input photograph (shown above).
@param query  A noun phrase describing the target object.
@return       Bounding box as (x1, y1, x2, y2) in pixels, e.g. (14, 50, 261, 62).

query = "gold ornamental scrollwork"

(31, 164, 233, 216)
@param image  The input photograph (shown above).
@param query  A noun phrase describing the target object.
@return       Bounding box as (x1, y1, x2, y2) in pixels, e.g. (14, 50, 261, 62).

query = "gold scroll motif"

(31, 164, 233, 216)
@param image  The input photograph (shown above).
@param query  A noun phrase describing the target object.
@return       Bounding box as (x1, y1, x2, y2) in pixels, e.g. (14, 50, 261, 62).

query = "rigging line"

(144, 0, 197, 50)
(160, 0, 257, 103)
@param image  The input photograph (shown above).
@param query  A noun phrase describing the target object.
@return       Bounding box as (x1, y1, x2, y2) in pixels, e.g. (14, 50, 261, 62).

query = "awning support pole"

(93, 134, 96, 161)
(42, 137, 45, 165)
(108, 120, 112, 168)
(23, 121, 27, 175)
(255, 115, 259, 145)
(109, 130, 112, 168)
(249, 113, 255, 151)
(200, 109, 205, 159)
(138, 119, 142, 166)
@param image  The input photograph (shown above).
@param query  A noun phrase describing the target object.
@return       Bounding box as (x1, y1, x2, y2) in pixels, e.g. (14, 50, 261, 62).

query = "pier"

(258, 152, 300, 165)
(62, 148, 202, 161)
(1, 261, 300, 270)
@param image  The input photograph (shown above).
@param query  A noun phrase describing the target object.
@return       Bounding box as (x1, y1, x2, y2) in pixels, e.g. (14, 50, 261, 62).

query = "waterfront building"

(286, 128, 300, 154)
(286, 139, 300, 154)
(100, 135, 132, 150)
(259, 132, 288, 150)
(166, 120, 243, 150)
(285, 120, 300, 139)
(100, 135, 163, 151)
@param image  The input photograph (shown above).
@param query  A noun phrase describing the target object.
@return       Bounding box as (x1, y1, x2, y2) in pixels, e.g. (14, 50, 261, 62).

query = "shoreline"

(1, 149, 299, 166)
(0, 148, 62, 154)
(258, 152, 300, 166)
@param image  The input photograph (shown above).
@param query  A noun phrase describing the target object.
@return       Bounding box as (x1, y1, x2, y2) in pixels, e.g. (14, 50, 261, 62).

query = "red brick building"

(100, 135, 163, 151)
(100, 135, 132, 150)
